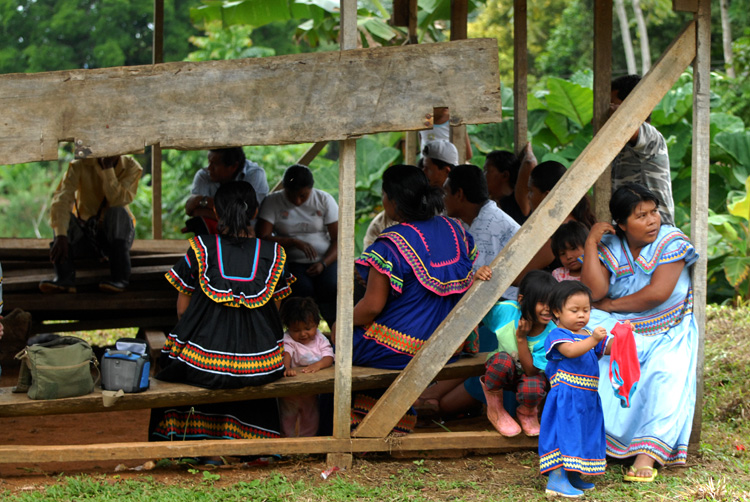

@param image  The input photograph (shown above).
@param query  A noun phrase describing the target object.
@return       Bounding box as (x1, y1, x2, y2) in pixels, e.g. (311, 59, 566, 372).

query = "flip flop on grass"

(624, 465, 658, 482)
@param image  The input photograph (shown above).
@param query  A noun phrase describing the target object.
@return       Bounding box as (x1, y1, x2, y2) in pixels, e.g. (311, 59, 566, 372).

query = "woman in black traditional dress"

(149, 181, 294, 445)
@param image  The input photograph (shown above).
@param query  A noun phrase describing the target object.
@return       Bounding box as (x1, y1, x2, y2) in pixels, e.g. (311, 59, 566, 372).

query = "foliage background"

(1, 0, 750, 302)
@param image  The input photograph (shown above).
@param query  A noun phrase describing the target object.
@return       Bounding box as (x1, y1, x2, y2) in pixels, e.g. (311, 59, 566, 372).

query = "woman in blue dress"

(332, 164, 476, 432)
(582, 183, 699, 482)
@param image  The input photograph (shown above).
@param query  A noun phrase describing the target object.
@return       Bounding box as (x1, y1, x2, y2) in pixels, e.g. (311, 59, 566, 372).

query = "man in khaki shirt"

(39, 155, 142, 293)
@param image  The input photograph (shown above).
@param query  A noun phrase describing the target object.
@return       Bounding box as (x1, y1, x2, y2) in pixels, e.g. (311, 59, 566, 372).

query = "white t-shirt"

(419, 121, 450, 146)
(258, 188, 338, 264)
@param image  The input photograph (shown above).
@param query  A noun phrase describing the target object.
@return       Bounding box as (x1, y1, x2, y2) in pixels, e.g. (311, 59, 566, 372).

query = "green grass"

(1, 305, 749, 501)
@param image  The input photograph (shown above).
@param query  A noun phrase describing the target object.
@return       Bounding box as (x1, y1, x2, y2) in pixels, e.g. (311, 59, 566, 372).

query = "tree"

(631, 0, 651, 73)
(614, 0, 637, 74)
(720, 0, 735, 78)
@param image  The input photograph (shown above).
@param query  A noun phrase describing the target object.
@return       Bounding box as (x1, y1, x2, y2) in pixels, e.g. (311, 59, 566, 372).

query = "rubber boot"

(100, 239, 131, 293)
(516, 404, 541, 436)
(545, 467, 584, 498)
(480, 377, 521, 437)
(39, 256, 76, 293)
(568, 472, 595, 491)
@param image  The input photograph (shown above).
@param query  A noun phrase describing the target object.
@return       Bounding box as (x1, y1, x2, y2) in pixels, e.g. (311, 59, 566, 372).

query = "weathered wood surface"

(513, 0, 528, 153)
(352, 22, 698, 438)
(0, 39, 501, 164)
(3, 265, 172, 292)
(0, 355, 487, 418)
(673, 0, 699, 12)
(0, 431, 536, 464)
(593, 0, 613, 222)
(0, 239, 188, 260)
(689, 0, 711, 453)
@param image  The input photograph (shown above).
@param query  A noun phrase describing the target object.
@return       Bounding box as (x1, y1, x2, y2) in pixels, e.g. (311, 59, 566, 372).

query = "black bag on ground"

(101, 338, 150, 393)
(13, 334, 99, 400)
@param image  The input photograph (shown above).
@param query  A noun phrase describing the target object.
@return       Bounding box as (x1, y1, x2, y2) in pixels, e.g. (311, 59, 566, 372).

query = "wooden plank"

(688, 0, 710, 453)
(451, 125, 468, 164)
(0, 431, 536, 464)
(3, 265, 171, 292)
(5, 290, 175, 313)
(408, 0, 418, 44)
(404, 131, 418, 166)
(151, 144, 163, 239)
(673, 0, 699, 12)
(0, 39, 500, 164)
(513, 0, 528, 153)
(352, 22, 698, 438)
(0, 355, 486, 417)
(0, 239, 188, 259)
(593, 0, 614, 222)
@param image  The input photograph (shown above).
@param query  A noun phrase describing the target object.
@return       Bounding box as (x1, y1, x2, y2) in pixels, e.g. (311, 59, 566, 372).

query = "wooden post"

(351, 23, 697, 438)
(408, 0, 418, 44)
(688, 0, 710, 454)
(328, 0, 357, 470)
(450, 0, 469, 163)
(593, 0, 613, 222)
(403, 131, 418, 165)
(151, 0, 164, 239)
(513, 0, 528, 154)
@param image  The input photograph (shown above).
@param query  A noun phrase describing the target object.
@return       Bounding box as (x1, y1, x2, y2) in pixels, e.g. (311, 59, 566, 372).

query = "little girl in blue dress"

(539, 280, 611, 498)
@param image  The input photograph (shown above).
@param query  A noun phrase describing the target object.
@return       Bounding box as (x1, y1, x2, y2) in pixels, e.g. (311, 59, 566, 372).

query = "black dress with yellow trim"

(150, 235, 294, 441)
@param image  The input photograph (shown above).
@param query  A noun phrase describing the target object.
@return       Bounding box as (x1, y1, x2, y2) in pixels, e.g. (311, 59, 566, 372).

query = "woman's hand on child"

(475, 266, 492, 281)
(592, 326, 607, 342)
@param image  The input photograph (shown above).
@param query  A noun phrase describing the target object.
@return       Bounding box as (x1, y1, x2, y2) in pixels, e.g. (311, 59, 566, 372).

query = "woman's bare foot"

(630, 454, 656, 478)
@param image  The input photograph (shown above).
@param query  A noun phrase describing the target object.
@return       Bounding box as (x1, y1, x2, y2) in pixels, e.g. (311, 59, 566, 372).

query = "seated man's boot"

(39, 259, 76, 294)
(516, 404, 541, 436)
(100, 239, 131, 293)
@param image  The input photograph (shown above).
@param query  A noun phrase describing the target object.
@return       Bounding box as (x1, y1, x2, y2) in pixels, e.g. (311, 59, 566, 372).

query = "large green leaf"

(723, 256, 750, 288)
(544, 111, 574, 145)
(355, 137, 400, 190)
(545, 77, 592, 129)
(715, 131, 750, 168)
(728, 176, 750, 221)
(191, 1, 295, 29)
(651, 82, 692, 127)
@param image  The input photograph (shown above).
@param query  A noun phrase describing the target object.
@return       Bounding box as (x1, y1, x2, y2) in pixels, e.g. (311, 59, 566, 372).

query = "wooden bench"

(0, 354, 542, 465)
(0, 238, 188, 333)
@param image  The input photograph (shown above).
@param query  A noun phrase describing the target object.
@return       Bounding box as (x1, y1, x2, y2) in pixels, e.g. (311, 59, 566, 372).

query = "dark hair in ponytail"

(214, 180, 258, 242)
(382, 164, 444, 221)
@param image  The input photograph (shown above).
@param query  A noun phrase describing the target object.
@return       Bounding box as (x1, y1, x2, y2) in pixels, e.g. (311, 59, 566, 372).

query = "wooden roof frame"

(0, 0, 710, 469)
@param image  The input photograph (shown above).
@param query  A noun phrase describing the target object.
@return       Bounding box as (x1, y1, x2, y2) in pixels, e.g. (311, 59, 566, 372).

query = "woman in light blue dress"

(582, 183, 698, 482)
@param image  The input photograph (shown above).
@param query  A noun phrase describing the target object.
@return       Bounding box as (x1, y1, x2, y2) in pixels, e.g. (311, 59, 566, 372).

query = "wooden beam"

(328, 0, 358, 471)
(673, 0, 699, 12)
(688, 0, 710, 453)
(352, 22, 698, 438)
(450, 0, 469, 41)
(150, 0, 164, 239)
(0, 40, 501, 165)
(0, 356, 486, 418)
(0, 431, 536, 464)
(593, 0, 613, 222)
(513, 0, 528, 154)
(408, 0, 418, 44)
(403, 131, 418, 165)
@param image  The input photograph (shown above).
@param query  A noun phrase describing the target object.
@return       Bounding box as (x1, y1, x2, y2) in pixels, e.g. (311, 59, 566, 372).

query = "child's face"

(534, 302, 553, 325)
(559, 245, 584, 272)
(287, 320, 318, 345)
(553, 292, 591, 332)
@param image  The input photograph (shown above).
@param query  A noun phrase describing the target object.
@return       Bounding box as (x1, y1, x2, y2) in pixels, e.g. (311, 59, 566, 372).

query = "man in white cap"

(421, 139, 459, 188)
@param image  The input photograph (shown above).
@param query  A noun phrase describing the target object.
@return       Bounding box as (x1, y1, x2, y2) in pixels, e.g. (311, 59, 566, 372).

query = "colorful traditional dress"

(352, 216, 476, 370)
(539, 328, 608, 476)
(350, 216, 476, 432)
(149, 235, 294, 441)
(589, 225, 698, 466)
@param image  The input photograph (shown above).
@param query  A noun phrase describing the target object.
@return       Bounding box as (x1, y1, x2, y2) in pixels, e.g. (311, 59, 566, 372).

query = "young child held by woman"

(480, 270, 557, 437)
(539, 280, 611, 498)
(550, 221, 588, 282)
(279, 297, 334, 437)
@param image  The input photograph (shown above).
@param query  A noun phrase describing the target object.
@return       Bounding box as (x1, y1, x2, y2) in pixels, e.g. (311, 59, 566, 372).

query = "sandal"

(624, 465, 658, 482)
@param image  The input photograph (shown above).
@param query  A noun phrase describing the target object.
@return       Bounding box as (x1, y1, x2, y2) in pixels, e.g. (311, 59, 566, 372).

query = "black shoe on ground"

(39, 278, 77, 294)
(99, 280, 129, 293)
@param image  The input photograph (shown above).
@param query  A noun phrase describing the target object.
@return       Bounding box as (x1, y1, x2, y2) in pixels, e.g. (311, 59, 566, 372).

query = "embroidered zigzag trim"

(191, 237, 287, 309)
(356, 249, 404, 293)
(598, 231, 694, 278)
(629, 288, 693, 336)
(606, 434, 688, 465)
(165, 268, 194, 296)
(550, 370, 599, 391)
(162, 334, 284, 376)
(351, 394, 417, 434)
(152, 409, 280, 440)
(362, 323, 424, 356)
(539, 449, 606, 475)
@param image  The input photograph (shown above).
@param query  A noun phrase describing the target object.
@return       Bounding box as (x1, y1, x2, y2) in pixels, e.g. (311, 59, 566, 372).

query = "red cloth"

(609, 321, 641, 408)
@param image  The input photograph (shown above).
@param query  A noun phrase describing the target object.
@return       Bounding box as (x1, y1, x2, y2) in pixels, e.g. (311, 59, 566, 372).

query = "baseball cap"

(422, 139, 459, 167)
